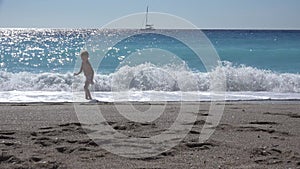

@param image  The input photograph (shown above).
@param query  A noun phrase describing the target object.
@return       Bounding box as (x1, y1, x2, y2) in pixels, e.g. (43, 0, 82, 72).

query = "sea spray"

(0, 62, 299, 93)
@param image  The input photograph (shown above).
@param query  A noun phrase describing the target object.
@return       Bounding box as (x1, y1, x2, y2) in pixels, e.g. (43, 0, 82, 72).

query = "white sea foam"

(0, 62, 299, 93)
(0, 91, 300, 103)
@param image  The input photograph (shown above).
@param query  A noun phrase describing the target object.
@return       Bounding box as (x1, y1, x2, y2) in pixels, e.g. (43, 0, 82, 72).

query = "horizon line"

(1, 27, 300, 31)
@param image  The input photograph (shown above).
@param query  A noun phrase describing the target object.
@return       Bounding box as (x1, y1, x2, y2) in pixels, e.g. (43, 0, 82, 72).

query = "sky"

(0, 0, 300, 29)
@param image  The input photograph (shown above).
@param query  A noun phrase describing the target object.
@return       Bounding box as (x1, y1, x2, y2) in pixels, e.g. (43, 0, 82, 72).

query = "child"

(74, 51, 94, 100)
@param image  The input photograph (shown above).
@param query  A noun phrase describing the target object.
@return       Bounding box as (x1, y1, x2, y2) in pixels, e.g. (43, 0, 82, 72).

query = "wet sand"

(0, 101, 300, 169)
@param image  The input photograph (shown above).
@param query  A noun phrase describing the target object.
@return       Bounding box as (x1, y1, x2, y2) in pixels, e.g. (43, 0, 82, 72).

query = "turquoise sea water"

(1, 29, 299, 74)
(207, 30, 300, 73)
(0, 29, 299, 102)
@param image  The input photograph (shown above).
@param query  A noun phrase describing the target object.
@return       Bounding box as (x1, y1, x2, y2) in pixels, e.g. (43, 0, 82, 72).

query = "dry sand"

(0, 101, 300, 169)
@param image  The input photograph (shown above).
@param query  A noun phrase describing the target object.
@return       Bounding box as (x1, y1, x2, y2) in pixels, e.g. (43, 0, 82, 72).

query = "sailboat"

(141, 6, 155, 30)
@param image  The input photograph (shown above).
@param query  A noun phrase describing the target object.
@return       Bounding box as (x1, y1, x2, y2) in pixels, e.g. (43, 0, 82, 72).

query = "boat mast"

(145, 6, 149, 27)
(141, 5, 154, 30)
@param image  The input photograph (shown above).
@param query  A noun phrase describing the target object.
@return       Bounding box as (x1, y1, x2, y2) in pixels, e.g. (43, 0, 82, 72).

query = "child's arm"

(74, 64, 83, 76)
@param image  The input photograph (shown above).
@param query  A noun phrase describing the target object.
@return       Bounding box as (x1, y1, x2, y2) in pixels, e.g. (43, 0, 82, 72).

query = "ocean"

(0, 28, 300, 102)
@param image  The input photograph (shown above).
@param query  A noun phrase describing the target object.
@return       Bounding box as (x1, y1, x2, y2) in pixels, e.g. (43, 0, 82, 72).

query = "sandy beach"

(0, 101, 300, 169)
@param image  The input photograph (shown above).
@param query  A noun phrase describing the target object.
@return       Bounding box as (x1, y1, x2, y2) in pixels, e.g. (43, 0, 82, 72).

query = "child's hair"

(80, 50, 89, 57)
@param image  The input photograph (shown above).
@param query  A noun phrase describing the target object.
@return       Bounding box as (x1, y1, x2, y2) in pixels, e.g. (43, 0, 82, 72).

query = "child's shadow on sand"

(88, 99, 100, 103)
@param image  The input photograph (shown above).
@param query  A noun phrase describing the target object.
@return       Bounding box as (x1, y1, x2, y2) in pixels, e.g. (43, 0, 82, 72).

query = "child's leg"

(84, 81, 92, 100)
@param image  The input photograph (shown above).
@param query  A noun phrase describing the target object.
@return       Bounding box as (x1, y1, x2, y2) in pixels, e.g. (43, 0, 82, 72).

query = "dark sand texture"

(0, 102, 300, 169)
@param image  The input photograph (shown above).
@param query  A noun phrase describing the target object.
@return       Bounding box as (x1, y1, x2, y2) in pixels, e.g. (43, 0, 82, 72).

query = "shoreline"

(1, 99, 300, 105)
(2, 90, 300, 103)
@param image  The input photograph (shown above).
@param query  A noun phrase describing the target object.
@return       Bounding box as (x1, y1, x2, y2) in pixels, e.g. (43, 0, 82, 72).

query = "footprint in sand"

(0, 131, 16, 140)
(0, 153, 22, 164)
(249, 121, 278, 125)
(264, 112, 300, 118)
(236, 126, 290, 136)
(250, 146, 300, 166)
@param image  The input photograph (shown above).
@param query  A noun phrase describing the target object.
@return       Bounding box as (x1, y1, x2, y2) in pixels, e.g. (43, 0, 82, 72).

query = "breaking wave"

(0, 62, 299, 93)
